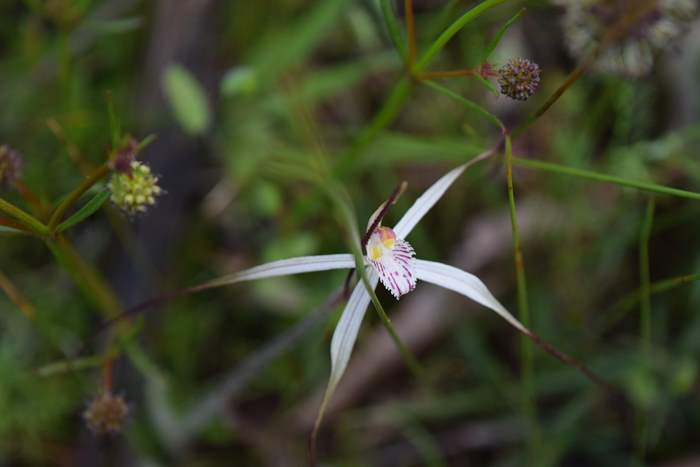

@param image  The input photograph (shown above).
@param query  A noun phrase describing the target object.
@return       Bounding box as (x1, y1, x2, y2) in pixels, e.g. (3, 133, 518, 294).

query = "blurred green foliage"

(0, 0, 700, 466)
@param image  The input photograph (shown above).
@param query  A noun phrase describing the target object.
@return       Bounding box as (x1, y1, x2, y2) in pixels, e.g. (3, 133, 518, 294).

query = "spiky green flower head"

(0, 145, 22, 189)
(556, 0, 698, 77)
(498, 58, 541, 101)
(108, 161, 163, 215)
(83, 391, 129, 434)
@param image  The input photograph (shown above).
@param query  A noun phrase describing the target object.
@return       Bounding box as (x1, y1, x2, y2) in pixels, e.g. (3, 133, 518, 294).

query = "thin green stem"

(0, 197, 49, 236)
(334, 77, 413, 176)
(505, 136, 540, 462)
(636, 197, 655, 461)
(639, 197, 655, 357)
(512, 157, 700, 201)
(422, 80, 504, 130)
(603, 272, 700, 333)
(48, 164, 110, 233)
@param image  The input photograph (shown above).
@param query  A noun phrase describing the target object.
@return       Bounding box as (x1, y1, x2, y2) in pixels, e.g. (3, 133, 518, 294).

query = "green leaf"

(423, 80, 504, 129)
(221, 66, 258, 97)
(163, 65, 211, 135)
(483, 7, 525, 61)
(56, 190, 110, 233)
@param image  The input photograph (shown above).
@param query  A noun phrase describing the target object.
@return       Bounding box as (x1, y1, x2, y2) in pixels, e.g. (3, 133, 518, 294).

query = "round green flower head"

(108, 161, 163, 214)
(83, 391, 129, 434)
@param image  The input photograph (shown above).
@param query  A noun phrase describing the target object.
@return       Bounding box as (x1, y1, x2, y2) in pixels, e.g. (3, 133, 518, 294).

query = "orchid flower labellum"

(366, 225, 416, 299)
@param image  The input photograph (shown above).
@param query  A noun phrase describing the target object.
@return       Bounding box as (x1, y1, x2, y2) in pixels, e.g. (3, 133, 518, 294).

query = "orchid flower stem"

(329, 184, 426, 385)
(505, 135, 541, 459)
(48, 164, 110, 233)
(0, 197, 49, 236)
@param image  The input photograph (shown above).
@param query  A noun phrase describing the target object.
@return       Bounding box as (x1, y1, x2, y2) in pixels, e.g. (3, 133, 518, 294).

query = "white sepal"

(202, 254, 356, 289)
(393, 163, 467, 240)
(328, 272, 378, 390)
(413, 259, 529, 335)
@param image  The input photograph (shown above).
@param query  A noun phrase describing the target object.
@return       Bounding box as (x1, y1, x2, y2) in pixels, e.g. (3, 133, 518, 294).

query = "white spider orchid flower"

(205, 162, 532, 398)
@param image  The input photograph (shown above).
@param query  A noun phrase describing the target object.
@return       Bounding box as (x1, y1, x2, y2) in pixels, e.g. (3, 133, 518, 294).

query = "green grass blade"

(483, 7, 525, 61)
(416, 0, 507, 70)
(57, 190, 110, 233)
(380, 0, 407, 59)
(512, 157, 700, 201)
(423, 80, 504, 129)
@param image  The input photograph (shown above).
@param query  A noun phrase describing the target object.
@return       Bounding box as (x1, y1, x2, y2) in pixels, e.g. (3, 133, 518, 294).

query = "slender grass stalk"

(512, 157, 700, 201)
(0, 197, 49, 236)
(47, 164, 110, 233)
(380, 0, 407, 59)
(334, 77, 413, 176)
(601, 272, 700, 333)
(639, 198, 655, 357)
(423, 80, 504, 130)
(636, 197, 655, 460)
(505, 135, 541, 462)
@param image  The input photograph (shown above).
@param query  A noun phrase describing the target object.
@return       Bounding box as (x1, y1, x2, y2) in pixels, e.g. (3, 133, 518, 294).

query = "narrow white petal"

(414, 259, 529, 335)
(393, 163, 467, 239)
(201, 254, 355, 288)
(329, 272, 379, 390)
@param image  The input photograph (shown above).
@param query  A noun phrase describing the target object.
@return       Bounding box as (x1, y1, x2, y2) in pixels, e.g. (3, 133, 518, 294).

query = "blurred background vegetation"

(1, 0, 700, 465)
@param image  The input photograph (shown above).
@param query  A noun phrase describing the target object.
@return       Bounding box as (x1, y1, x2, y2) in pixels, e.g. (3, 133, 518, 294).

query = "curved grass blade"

(56, 190, 110, 233)
(423, 80, 504, 130)
(483, 7, 525, 61)
(380, 0, 407, 59)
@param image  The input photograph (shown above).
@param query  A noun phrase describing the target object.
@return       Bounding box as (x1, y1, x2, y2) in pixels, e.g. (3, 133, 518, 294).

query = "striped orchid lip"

(365, 225, 416, 299)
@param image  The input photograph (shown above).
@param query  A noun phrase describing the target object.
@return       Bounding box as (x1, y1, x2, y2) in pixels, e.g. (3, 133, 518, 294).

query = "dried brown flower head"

(83, 391, 129, 434)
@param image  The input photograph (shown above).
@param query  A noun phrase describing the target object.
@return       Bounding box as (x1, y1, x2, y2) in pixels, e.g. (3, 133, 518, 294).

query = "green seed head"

(108, 161, 163, 215)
